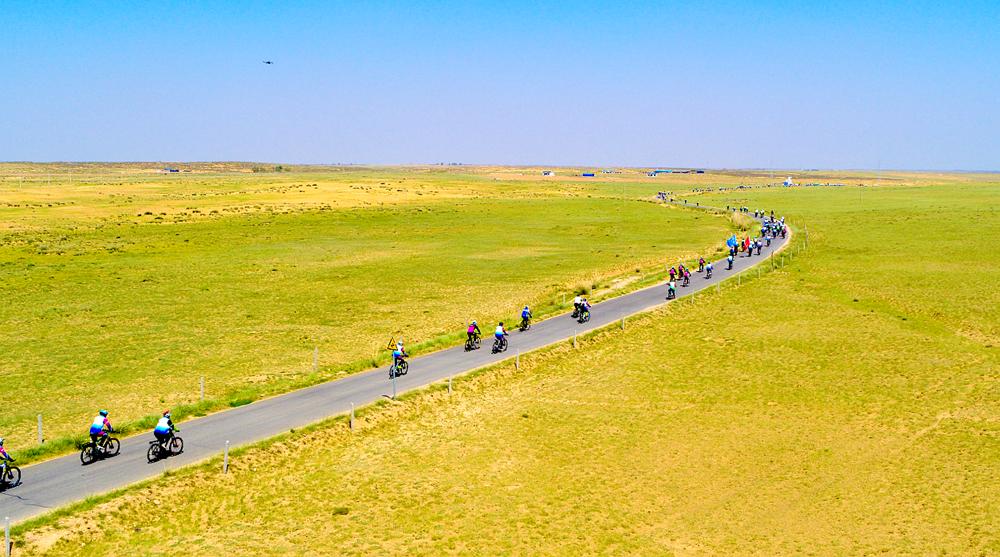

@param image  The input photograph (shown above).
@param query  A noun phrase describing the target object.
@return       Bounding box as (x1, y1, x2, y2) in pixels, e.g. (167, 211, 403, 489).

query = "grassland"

(18, 173, 998, 555)
(0, 164, 738, 456)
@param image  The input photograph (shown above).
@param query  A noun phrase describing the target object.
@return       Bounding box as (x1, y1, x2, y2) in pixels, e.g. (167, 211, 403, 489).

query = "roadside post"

(515, 350, 520, 370)
(200, 376, 205, 402)
(37, 414, 43, 444)
(223, 440, 230, 473)
(448, 376, 453, 394)
(5, 515, 9, 557)
(391, 367, 397, 400)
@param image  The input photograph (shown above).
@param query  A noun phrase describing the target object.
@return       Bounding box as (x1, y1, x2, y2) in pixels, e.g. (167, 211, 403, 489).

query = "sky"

(1, 1, 998, 169)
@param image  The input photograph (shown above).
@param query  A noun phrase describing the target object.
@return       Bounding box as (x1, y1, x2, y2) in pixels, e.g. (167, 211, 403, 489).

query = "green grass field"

(0, 165, 736, 457)
(18, 173, 998, 555)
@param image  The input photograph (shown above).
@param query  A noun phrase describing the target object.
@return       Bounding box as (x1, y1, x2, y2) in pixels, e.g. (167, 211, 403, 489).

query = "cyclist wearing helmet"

(521, 306, 532, 322)
(494, 322, 508, 341)
(153, 410, 179, 446)
(392, 341, 408, 366)
(0, 438, 13, 466)
(0, 438, 13, 481)
(89, 409, 113, 452)
(467, 320, 481, 344)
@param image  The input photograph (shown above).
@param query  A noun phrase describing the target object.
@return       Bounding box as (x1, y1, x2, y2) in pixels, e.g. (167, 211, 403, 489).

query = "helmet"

(471, 320, 477, 325)
(99, 409, 109, 417)
(499, 321, 504, 326)
(163, 409, 171, 417)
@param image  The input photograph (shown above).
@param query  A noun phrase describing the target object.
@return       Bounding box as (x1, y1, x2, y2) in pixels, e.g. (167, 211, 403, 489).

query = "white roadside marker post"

(223, 440, 230, 474)
(515, 350, 520, 370)
(448, 376, 453, 394)
(37, 414, 43, 445)
(200, 376, 205, 402)
(4, 515, 9, 557)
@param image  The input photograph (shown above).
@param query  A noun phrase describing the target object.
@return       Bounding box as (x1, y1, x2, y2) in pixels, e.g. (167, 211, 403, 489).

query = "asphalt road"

(0, 211, 788, 524)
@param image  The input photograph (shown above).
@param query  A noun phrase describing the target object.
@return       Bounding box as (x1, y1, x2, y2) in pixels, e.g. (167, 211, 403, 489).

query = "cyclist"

(698, 257, 706, 272)
(667, 280, 677, 299)
(572, 294, 583, 317)
(493, 322, 509, 351)
(89, 409, 113, 454)
(705, 261, 713, 278)
(668, 267, 677, 282)
(682, 268, 691, 286)
(520, 306, 532, 329)
(727, 254, 734, 270)
(0, 438, 14, 474)
(577, 298, 592, 321)
(153, 410, 179, 448)
(466, 320, 481, 345)
(392, 341, 408, 369)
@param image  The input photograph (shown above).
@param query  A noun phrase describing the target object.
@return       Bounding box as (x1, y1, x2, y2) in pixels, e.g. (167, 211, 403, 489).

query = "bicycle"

(465, 333, 482, 351)
(492, 335, 508, 354)
(577, 308, 591, 323)
(80, 433, 121, 465)
(519, 317, 531, 331)
(390, 359, 409, 379)
(0, 461, 20, 490)
(147, 433, 185, 463)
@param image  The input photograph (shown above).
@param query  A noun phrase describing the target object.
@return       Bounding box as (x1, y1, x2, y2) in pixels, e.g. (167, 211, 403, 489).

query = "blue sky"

(2, 1, 997, 169)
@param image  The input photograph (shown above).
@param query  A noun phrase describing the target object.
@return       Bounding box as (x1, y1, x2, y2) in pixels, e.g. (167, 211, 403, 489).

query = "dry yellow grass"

(17, 175, 998, 555)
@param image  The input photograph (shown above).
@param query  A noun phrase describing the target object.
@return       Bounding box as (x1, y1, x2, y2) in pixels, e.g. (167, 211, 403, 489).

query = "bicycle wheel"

(4, 466, 20, 488)
(170, 436, 185, 455)
(500, 337, 508, 351)
(80, 446, 95, 465)
(106, 437, 121, 457)
(399, 360, 409, 375)
(147, 444, 160, 463)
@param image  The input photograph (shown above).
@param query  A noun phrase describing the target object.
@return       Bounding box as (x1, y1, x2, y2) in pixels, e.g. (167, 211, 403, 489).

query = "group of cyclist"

(0, 407, 182, 484)
(85, 408, 179, 456)
(1, 209, 784, 485)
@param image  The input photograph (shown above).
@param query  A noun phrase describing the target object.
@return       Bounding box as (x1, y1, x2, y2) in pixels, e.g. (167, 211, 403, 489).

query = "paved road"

(0, 210, 788, 523)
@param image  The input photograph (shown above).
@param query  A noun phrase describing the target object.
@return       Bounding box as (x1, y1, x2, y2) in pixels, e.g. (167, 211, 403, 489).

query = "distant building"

(542, 170, 555, 176)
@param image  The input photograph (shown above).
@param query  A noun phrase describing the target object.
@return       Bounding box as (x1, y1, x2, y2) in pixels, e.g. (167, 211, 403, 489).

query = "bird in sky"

(263, 60, 274, 65)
